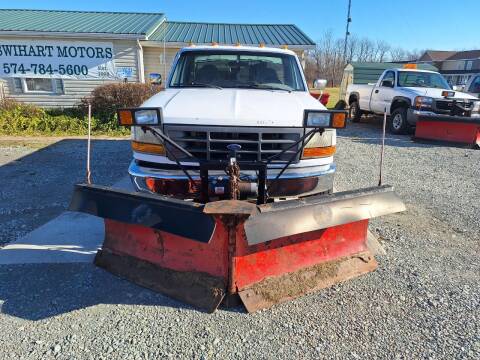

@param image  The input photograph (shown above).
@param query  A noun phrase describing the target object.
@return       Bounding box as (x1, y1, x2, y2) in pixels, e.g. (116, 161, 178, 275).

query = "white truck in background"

(461, 74, 480, 98)
(345, 66, 480, 134)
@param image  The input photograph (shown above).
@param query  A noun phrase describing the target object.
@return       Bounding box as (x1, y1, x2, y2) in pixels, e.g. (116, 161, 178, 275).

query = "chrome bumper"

(128, 160, 335, 198)
(407, 109, 480, 125)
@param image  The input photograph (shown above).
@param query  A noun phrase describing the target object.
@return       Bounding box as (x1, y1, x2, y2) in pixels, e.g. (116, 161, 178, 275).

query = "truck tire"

(389, 108, 411, 135)
(349, 101, 362, 122)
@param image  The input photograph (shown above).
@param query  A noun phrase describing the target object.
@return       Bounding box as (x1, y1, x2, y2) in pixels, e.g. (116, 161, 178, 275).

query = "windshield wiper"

(236, 83, 292, 92)
(187, 82, 223, 90)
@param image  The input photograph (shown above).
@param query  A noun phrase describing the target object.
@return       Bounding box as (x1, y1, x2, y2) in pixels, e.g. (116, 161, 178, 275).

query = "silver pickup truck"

(346, 67, 480, 134)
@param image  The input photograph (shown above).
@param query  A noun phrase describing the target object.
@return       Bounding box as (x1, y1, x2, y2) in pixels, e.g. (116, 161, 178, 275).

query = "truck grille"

(434, 99, 474, 115)
(163, 125, 304, 163)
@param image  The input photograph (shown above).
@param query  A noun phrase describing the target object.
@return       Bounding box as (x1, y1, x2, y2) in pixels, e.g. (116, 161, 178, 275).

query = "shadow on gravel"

(0, 262, 207, 321)
(337, 117, 474, 150)
(0, 139, 131, 247)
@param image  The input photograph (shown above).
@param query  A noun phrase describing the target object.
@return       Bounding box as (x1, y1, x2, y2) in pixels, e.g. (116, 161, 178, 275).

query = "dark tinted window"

(381, 71, 395, 86)
(170, 51, 305, 91)
(468, 76, 480, 93)
(397, 71, 451, 89)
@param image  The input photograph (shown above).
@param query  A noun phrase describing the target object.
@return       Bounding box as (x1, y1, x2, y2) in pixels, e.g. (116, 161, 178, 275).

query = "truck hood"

(402, 87, 478, 100)
(141, 88, 325, 127)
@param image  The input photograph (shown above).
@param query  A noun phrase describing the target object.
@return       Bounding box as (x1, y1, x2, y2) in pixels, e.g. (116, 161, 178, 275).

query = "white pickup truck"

(346, 67, 480, 134)
(129, 45, 338, 199)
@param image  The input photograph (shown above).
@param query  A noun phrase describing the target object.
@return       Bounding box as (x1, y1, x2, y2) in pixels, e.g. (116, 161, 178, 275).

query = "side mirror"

(381, 80, 394, 88)
(313, 79, 327, 90)
(149, 73, 162, 85)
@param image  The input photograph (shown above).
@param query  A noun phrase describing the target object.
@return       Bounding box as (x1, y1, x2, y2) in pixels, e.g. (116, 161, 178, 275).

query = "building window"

(466, 60, 473, 71)
(14, 78, 65, 94)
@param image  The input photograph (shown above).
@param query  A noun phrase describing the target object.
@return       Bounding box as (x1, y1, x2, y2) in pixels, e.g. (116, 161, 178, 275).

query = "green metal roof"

(149, 21, 315, 47)
(346, 62, 438, 84)
(0, 9, 165, 37)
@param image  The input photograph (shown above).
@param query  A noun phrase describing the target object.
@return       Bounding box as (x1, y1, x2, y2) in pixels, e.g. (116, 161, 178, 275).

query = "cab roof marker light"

(403, 63, 417, 69)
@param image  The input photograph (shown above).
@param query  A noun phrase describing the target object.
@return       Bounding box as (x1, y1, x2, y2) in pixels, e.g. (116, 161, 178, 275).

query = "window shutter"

(54, 79, 64, 94)
(13, 78, 23, 93)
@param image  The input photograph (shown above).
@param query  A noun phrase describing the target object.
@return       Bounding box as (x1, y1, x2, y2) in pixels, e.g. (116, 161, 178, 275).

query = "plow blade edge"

(69, 184, 405, 312)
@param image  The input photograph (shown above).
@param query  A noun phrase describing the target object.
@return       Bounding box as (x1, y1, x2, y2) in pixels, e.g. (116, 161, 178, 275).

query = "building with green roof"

(0, 9, 316, 107)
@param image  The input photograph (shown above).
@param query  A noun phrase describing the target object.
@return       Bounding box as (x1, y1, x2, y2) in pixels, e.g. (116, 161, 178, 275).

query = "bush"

(0, 98, 128, 136)
(81, 83, 162, 123)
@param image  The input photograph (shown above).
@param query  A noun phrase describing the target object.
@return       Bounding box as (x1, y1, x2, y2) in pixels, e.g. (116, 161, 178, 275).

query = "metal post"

(86, 103, 92, 185)
(343, 0, 352, 63)
(378, 109, 387, 186)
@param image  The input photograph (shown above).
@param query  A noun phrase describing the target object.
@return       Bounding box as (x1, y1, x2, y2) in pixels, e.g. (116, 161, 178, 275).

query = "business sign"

(0, 40, 118, 80)
(117, 66, 134, 79)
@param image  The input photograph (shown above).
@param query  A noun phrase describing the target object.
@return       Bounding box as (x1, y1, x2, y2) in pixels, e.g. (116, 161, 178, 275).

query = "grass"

(0, 99, 129, 137)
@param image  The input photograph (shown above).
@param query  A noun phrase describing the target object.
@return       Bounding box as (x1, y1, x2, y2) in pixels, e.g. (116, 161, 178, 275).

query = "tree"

(304, 30, 426, 86)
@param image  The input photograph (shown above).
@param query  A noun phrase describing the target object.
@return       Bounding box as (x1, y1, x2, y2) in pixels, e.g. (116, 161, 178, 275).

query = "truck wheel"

(389, 108, 410, 135)
(349, 101, 362, 122)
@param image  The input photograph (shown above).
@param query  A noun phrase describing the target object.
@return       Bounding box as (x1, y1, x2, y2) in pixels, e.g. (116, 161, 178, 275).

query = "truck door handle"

(375, 90, 379, 94)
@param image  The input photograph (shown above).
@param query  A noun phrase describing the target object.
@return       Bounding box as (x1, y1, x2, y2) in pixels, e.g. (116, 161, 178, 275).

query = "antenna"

(378, 109, 387, 186)
(343, 0, 352, 63)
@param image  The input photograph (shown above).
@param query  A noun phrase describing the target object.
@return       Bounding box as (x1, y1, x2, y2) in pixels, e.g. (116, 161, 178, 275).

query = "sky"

(1, 0, 479, 51)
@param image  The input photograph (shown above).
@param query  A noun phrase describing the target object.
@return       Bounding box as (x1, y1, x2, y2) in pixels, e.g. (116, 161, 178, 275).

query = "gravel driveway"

(0, 123, 478, 360)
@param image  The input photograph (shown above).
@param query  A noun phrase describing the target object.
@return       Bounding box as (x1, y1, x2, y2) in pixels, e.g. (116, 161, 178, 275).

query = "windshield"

(169, 50, 306, 91)
(397, 71, 451, 89)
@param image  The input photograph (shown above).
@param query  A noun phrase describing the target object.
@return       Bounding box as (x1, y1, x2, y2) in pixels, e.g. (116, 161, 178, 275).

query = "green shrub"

(81, 82, 162, 123)
(0, 98, 128, 136)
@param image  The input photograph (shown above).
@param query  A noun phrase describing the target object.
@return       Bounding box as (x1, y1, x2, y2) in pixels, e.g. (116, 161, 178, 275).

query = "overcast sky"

(2, 0, 479, 51)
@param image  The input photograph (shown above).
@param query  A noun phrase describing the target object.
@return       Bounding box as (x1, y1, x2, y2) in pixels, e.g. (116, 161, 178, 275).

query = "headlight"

(135, 109, 159, 125)
(304, 110, 347, 128)
(414, 96, 433, 110)
(118, 108, 162, 126)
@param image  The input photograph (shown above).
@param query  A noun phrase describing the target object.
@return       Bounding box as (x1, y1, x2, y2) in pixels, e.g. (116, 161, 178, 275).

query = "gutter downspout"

(137, 39, 145, 83)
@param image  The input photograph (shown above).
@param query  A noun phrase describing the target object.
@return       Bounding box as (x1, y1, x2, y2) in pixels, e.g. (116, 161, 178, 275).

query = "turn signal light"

(131, 141, 166, 155)
(332, 112, 346, 128)
(302, 145, 336, 159)
(118, 110, 133, 126)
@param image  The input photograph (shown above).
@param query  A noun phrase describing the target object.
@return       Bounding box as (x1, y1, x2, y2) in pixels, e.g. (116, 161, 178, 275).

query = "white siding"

(143, 46, 179, 83)
(441, 60, 466, 71)
(0, 37, 140, 108)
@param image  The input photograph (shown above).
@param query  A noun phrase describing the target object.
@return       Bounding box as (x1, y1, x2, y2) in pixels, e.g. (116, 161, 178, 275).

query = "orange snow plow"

(414, 115, 480, 148)
(69, 108, 405, 312)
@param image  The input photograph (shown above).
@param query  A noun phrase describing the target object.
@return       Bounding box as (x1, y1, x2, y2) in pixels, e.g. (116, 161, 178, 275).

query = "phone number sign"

(0, 40, 118, 80)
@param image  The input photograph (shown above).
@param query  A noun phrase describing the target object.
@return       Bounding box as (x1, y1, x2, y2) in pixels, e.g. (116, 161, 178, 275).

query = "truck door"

(370, 71, 396, 114)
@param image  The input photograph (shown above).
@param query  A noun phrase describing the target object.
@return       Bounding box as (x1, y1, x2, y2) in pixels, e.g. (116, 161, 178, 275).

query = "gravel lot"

(0, 137, 131, 246)
(0, 121, 479, 360)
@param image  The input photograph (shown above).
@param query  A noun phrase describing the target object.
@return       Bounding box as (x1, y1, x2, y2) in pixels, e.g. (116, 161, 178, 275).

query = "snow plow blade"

(414, 115, 480, 148)
(69, 184, 405, 313)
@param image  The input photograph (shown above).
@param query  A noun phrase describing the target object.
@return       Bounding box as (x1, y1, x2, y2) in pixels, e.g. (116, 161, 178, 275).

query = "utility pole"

(343, 0, 352, 63)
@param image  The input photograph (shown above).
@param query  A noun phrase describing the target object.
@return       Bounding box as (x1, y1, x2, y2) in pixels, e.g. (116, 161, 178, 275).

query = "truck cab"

(346, 67, 480, 134)
(129, 45, 336, 199)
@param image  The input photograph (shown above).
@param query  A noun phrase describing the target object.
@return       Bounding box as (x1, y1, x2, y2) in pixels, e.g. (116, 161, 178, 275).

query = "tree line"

(304, 31, 424, 86)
